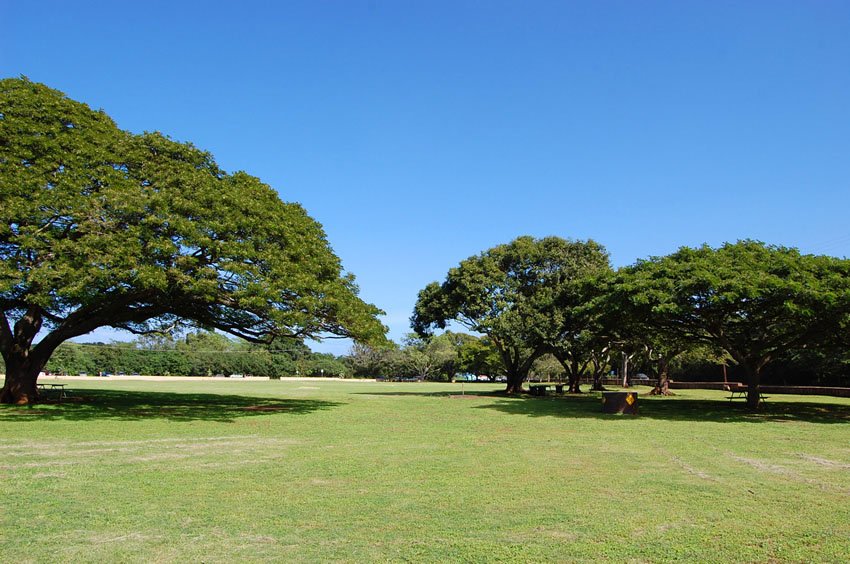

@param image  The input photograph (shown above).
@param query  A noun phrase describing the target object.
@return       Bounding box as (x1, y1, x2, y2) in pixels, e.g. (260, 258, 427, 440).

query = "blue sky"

(3, 1, 849, 354)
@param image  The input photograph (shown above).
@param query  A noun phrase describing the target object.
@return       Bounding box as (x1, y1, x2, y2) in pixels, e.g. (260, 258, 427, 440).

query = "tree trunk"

(658, 368, 670, 395)
(745, 366, 762, 410)
(564, 357, 578, 393)
(0, 359, 42, 405)
(503, 360, 534, 394)
(649, 357, 673, 396)
(554, 354, 583, 393)
(589, 360, 607, 391)
(505, 370, 525, 394)
(621, 352, 634, 388)
(495, 342, 541, 395)
(1, 306, 54, 404)
(567, 371, 581, 393)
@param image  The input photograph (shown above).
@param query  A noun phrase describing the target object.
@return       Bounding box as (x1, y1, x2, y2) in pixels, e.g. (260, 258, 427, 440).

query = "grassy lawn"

(1, 378, 849, 563)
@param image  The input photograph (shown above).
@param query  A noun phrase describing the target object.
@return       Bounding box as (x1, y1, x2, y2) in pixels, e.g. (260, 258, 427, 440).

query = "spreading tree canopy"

(608, 241, 850, 408)
(0, 78, 386, 404)
(412, 235, 609, 393)
(535, 245, 611, 392)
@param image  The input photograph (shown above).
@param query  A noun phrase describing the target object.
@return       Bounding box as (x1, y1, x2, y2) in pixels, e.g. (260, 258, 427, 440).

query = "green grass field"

(2, 378, 849, 563)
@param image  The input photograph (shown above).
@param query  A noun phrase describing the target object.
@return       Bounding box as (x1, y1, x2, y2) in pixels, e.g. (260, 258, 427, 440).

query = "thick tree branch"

(13, 307, 43, 348)
(0, 312, 13, 357)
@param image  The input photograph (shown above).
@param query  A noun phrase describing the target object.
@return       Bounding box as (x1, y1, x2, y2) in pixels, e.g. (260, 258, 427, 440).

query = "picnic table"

(727, 383, 747, 401)
(726, 384, 767, 402)
(529, 383, 565, 396)
(37, 382, 70, 402)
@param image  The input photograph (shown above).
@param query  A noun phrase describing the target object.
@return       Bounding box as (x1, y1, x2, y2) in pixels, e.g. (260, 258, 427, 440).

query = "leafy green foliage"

(456, 335, 502, 377)
(412, 235, 610, 392)
(608, 240, 850, 406)
(343, 332, 495, 381)
(0, 78, 386, 401)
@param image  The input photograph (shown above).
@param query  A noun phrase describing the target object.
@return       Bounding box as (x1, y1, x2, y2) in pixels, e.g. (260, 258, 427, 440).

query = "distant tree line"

(345, 332, 502, 381)
(37, 323, 847, 394)
(412, 237, 850, 409)
(41, 331, 348, 379)
(344, 330, 850, 389)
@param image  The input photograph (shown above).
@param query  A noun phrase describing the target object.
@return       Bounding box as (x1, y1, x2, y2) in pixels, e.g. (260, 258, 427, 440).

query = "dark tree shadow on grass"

(356, 389, 500, 399)
(472, 393, 850, 424)
(357, 389, 850, 424)
(0, 388, 341, 423)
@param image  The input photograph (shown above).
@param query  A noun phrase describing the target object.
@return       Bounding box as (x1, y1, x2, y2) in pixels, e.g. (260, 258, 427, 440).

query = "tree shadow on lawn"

(355, 389, 499, 399)
(357, 389, 850, 424)
(0, 388, 341, 423)
(473, 393, 850, 424)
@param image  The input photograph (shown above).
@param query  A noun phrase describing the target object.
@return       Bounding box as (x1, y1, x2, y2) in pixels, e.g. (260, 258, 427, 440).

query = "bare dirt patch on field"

(799, 454, 850, 469)
(89, 531, 162, 545)
(730, 455, 793, 476)
(729, 454, 850, 495)
(671, 456, 718, 481)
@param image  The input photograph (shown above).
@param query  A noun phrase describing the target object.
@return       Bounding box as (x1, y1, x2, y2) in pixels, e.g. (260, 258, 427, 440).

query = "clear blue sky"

(3, 1, 849, 354)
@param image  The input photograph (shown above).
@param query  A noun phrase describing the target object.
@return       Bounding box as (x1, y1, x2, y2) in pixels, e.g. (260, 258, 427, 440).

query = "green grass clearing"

(1, 378, 849, 562)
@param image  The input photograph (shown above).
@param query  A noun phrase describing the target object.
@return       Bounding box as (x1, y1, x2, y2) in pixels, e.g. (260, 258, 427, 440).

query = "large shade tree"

(0, 78, 386, 404)
(608, 241, 850, 408)
(593, 276, 694, 395)
(536, 250, 611, 392)
(412, 235, 608, 394)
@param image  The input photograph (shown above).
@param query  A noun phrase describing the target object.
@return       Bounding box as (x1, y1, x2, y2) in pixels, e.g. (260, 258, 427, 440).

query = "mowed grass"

(1, 378, 849, 563)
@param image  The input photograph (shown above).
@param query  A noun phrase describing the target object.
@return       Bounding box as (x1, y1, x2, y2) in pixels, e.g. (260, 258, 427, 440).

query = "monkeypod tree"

(594, 284, 690, 395)
(0, 78, 386, 404)
(551, 329, 614, 393)
(539, 254, 612, 393)
(608, 241, 850, 409)
(412, 236, 609, 394)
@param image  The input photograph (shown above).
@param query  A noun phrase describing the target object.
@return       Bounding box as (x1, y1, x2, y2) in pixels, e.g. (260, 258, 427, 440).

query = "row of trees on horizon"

(410, 236, 850, 409)
(34, 313, 850, 393)
(3, 78, 849, 408)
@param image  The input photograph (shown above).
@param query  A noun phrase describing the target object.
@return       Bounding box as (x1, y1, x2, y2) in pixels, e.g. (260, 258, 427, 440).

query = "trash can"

(602, 391, 638, 415)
